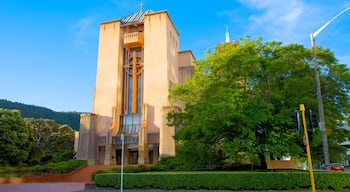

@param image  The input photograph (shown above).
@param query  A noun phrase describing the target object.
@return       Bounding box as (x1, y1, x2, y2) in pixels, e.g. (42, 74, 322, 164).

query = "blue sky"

(0, 0, 349, 112)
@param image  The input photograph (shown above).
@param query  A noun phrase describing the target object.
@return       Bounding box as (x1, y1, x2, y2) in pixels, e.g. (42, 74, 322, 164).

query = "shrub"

(152, 157, 181, 171)
(28, 159, 40, 166)
(94, 171, 350, 191)
(0, 160, 86, 177)
(56, 150, 76, 162)
(40, 154, 54, 164)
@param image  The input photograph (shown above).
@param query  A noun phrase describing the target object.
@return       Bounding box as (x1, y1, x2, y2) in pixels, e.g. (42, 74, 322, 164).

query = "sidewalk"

(0, 182, 85, 192)
(0, 183, 347, 192)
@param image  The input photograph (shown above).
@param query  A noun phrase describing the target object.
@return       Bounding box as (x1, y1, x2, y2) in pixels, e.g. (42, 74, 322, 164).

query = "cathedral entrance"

(115, 149, 139, 165)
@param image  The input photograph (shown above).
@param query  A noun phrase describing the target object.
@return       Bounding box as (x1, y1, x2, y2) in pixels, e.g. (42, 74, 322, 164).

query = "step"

(63, 165, 117, 182)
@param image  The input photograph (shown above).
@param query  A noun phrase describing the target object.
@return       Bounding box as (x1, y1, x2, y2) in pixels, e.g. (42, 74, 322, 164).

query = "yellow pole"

(300, 104, 316, 192)
(132, 50, 138, 114)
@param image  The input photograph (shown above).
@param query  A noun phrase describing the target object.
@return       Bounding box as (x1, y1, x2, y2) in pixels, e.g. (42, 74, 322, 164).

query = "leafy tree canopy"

(25, 118, 60, 155)
(46, 124, 75, 154)
(168, 36, 350, 169)
(0, 108, 32, 166)
(0, 109, 76, 166)
(25, 119, 75, 160)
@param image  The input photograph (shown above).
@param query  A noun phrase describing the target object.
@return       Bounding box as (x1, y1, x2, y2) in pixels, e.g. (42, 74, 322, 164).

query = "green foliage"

(152, 157, 183, 171)
(91, 169, 112, 181)
(25, 118, 75, 164)
(0, 99, 81, 130)
(40, 160, 85, 174)
(55, 150, 76, 162)
(124, 165, 150, 173)
(40, 154, 54, 164)
(94, 171, 350, 190)
(91, 165, 152, 181)
(0, 107, 76, 166)
(46, 125, 75, 154)
(0, 160, 86, 177)
(25, 118, 60, 155)
(0, 108, 32, 166)
(168, 36, 350, 169)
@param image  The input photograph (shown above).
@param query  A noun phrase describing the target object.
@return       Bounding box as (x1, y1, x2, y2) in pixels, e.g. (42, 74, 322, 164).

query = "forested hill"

(0, 99, 81, 131)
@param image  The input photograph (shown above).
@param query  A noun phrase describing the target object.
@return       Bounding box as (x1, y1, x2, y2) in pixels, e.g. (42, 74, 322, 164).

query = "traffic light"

(308, 130, 313, 142)
(307, 109, 317, 143)
(291, 111, 300, 133)
(308, 109, 318, 130)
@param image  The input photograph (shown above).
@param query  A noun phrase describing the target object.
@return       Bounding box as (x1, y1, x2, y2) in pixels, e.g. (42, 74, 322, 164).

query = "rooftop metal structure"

(121, 10, 153, 26)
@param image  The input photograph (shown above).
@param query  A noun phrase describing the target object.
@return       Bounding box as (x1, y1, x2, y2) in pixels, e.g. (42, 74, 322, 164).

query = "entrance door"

(116, 150, 122, 165)
(99, 147, 105, 165)
(148, 150, 153, 164)
(129, 151, 138, 164)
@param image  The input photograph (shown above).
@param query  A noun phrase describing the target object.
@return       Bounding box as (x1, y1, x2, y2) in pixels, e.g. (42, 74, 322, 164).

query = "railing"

(124, 32, 144, 47)
(113, 134, 138, 145)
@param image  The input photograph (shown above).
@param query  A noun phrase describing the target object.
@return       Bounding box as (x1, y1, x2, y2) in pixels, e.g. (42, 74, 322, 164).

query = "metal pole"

(120, 133, 124, 192)
(310, 34, 330, 172)
(310, 6, 350, 172)
(300, 104, 316, 192)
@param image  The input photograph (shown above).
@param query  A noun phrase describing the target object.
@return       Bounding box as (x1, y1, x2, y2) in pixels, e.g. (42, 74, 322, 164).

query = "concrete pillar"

(138, 143, 149, 164)
(138, 121, 149, 164)
(160, 106, 177, 157)
(124, 146, 129, 166)
(138, 104, 149, 164)
(104, 145, 116, 165)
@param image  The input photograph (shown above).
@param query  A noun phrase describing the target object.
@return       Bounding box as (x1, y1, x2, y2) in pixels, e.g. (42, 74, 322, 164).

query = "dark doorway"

(148, 150, 153, 164)
(116, 150, 122, 165)
(129, 151, 138, 164)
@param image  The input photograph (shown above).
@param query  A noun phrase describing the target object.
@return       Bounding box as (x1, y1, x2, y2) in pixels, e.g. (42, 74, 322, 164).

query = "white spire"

(225, 25, 230, 43)
(139, 1, 144, 12)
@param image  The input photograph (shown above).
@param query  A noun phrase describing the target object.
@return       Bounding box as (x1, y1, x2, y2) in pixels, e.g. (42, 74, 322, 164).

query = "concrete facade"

(76, 10, 194, 165)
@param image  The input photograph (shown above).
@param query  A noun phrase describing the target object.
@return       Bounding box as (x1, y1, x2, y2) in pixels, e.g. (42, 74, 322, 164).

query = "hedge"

(0, 160, 86, 177)
(94, 171, 350, 191)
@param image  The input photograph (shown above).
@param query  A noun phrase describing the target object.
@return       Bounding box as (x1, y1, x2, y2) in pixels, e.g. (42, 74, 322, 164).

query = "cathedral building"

(75, 9, 195, 165)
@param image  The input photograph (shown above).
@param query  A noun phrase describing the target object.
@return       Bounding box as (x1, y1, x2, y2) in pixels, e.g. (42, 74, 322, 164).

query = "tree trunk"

(259, 153, 267, 169)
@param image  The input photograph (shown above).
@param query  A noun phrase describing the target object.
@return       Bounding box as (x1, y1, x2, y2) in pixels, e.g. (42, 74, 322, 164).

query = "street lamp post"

(310, 6, 350, 172)
(120, 133, 124, 191)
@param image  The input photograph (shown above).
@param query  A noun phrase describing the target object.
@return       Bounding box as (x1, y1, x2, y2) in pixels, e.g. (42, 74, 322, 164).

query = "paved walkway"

(0, 182, 86, 192)
(0, 183, 346, 192)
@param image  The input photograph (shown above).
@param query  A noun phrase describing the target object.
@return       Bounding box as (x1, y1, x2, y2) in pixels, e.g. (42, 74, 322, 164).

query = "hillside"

(0, 99, 81, 131)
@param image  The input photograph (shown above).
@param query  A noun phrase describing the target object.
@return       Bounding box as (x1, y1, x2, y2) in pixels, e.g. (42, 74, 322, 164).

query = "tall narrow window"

(124, 47, 143, 114)
(122, 47, 143, 133)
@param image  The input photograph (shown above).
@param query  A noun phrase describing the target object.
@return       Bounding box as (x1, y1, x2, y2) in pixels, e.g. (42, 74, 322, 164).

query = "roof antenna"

(225, 25, 230, 43)
(139, 1, 144, 12)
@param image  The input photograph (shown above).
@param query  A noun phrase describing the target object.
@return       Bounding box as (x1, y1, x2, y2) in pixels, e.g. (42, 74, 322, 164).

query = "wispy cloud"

(109, 0, 141, 14)
(69, 0, 141, 50)
(237, 0, 306, 43)
(70, 16, 97, 49)
(226, 0, 350, 66)
(235, 0, 350, 44)
(243, 0, 304, 23)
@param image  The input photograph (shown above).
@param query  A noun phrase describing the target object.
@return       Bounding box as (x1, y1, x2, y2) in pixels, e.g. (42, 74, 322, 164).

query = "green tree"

(169, 37, 350, 169)
(46, 125, 75, 158)
(25, 118, 59, 155)
(0, 108, 32, 166)
(25, 119, 76, 163)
